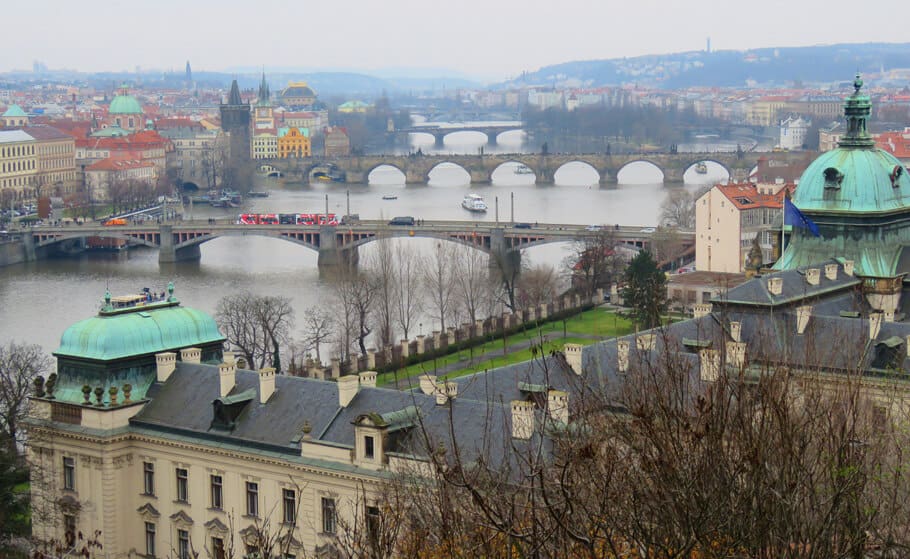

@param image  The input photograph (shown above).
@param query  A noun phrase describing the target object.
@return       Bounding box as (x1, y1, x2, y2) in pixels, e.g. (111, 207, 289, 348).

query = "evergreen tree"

(621, 251, 668, 330)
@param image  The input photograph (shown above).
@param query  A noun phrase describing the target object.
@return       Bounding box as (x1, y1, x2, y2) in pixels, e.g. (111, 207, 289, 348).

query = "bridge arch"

(553, 160, 602, 186)
(366, 164, 406, 185)
(181, 181, 200, 191)
(427, 161, 471, 186)
(340, 229, 494, 255)
(682, 158, 731, 182)
(172, 230, 322, 253)
(615, 159, 665, 184)
(35, 231, 161, 250)
(491, 160, 537, 184)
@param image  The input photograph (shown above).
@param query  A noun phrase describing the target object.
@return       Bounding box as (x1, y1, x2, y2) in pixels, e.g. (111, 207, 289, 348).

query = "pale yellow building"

(277, 127, 310, 158)
(0, 130, 37, 201)
(25, 126, 78, 196)
(695, 182, 791, 273)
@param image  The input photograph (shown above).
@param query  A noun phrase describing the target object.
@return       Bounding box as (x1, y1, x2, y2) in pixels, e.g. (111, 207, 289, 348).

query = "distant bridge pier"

(434, 134, 446, 149)
(489, 228, 522, 280)
(158, 225, 202, 264)
(486, 133, 498, 147)
(663, 168, 685, 184)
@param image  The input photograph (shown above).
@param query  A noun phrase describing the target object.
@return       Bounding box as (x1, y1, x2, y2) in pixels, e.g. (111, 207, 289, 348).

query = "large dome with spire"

(793, 75, 910, 215)
(109, 83, 143, 115)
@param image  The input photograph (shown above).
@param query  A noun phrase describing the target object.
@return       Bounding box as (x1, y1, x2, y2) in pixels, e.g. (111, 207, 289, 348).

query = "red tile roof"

(715, 182, 795, 210)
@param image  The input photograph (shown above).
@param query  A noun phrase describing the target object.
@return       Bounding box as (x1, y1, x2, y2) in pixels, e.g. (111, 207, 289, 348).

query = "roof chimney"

(729, 321, 742, 343)
(156, 352, 177, 382)
(358, 371, 377, 389)
(824, 263, 838, 281)
(337, 374, 359, 407)
(445, 381, 458, 401)
(869, 312, 883, 340)
(699, 348, 720, 382)
(218, 355, 236, 398)
(636, 333, 656, 352)
(693, 303, 713, 319)
(843, 259, 854, 276)
(767, 277, 783, 296)
(617, 339, 630, 373)
(885, 310, 896, 323)
(796, 305, 812, 334)
(419, 374, 437, 395)
(805, 268, 820, 286)
(547, 389, 568, 424)
(563, 343, 583, 375)
(258, 367, 275, 404)
(435, 382, 448, 406)
(180, 347, 201, 364)
(511, 400, 534, 440)
(726, 341, 746, 368)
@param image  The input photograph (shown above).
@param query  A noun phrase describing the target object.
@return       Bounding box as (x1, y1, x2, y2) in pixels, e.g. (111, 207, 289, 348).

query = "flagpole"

(781, 191, 788, 258)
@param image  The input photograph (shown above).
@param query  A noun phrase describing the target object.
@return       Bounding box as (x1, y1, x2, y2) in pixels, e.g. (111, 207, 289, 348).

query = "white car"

(585, 224, 603, 231)
(639, 227, 656, 233)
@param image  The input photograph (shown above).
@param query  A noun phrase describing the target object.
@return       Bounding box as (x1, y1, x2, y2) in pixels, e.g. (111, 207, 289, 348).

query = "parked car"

(585, 224, 603, 231)
(388, 216, 415, 226)
(513, 222, 532, 229)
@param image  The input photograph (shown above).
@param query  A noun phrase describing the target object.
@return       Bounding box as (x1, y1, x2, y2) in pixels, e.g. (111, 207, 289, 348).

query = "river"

(0, 131, 733, 355)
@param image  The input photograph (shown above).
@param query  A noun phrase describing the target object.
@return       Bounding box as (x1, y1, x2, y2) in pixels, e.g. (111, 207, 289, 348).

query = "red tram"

(237, 213, 338, 226)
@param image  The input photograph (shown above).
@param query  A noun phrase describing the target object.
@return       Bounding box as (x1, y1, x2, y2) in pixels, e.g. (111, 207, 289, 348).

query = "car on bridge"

(389, 216, 415, 226)
(639, 227, 656, 233)
(513, 222, 532, 229)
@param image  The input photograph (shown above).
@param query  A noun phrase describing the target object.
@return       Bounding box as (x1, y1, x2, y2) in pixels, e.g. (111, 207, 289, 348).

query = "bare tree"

(216, 293, 295, 371)
(333, 269, 378, 359)
(659, 188, 696, 228)
(422, 242, 459, 332)
(517, 263, 561, 310)
(393, 243, 423, 340)
(565, 229, 626, 299)
(301, 305, 335, 365)
(369, 236, 396, 348)
(0, 342, 51, 455)
(451, 245, 492, 323)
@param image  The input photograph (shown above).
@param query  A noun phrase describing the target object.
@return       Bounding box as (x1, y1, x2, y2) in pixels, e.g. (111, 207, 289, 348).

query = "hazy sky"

(4, 0, 908, 80)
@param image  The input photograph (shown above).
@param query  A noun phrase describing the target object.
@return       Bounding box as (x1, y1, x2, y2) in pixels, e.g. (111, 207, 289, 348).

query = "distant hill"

(499, 42, 910, 89)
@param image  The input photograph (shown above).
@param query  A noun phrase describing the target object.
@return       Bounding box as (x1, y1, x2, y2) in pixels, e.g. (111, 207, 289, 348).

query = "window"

(283, 488, 296, 524)
(211, 537, 225, 559)
(321, 497, 336, 534)
(63, 456, 75, 490)
(364, 435, 375, 460)
(366, 505, 381, 544)
(143, 462, 155, 495)
(246, 481, 259, 517)
(178, 529, 190, 559)
(63, 514, 76, 538)
(145, 522, 156, 557)
(176, 468, 188, 502)
(210, 475, 223, 509)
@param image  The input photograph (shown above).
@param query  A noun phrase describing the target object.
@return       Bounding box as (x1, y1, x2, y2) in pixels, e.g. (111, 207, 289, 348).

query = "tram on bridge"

(237, 213, 339, 226)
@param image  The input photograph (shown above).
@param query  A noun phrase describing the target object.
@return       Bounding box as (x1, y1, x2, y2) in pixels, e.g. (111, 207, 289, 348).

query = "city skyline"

(3, 0, 908, 81)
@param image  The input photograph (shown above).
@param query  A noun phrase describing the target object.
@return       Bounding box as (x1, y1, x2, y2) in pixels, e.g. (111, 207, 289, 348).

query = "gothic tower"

(220, 79, 251, 164)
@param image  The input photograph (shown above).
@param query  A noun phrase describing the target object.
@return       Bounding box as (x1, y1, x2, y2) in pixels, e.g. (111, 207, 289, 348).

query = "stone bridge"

(24, 220, 693, 275)
(398, 123, 523, 147)
(256, 150, 810, 185)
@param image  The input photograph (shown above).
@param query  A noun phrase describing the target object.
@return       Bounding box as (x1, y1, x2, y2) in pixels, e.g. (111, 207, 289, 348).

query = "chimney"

(729, 321, 742, 343)
(805, 268, 820, 286)
(547, 390, 569, 424)
(885, 310, 896, 323)
(156, 352, 177, 382)
(180, 347, 201, 364)
(337, 374, 359, 407)
(435, 382, 448, 406)
(258, 367, 276, 404)
(563, 343, 583, 375)
(511, 400, 535, 440)
(636, 333, 656, 352)
(843, 260, 854, 276)
(693, 303, 713, 319)
(796, 305, 812, 334)
(869, 312, 883, 341)
(358, 371, 377, 389)
(824, 263, 838, 281)
(767, 277, 783, 296)
(617, 339, 630, 373)
(699, 348, 720, 382)
(218, 358, 236, 398)
(419, 374, 437, 395)
(445, 381, 458, 401)
(726, 341, 746, 368)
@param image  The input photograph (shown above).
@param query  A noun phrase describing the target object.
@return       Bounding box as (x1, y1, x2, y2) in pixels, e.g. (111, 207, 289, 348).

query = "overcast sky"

(3, 0, 908, 80)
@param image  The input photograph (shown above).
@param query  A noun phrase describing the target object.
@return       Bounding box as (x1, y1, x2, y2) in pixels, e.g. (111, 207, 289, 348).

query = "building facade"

(0, 130, 36, 200)
(277, 127, 310, 158)
(24, 126, 78, 196)
(162, 128, 229, 189)
(779, 115, 811, 150)
(323, 127, 350, 157)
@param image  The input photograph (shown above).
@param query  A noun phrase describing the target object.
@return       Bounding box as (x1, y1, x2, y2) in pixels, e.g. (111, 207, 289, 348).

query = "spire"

(838, 73, 874, 149)
(258, 72, 270, 106)
(227, 79, 243, 105)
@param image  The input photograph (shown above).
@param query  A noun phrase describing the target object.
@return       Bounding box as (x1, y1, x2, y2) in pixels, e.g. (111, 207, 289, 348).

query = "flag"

(784, 197, 820, 237)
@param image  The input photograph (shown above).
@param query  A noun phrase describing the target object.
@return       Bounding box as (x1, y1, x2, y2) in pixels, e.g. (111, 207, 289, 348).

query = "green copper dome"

(55, 302, 225, 361)
(2, 104, 27, 118)
(109, 91, 143, 115)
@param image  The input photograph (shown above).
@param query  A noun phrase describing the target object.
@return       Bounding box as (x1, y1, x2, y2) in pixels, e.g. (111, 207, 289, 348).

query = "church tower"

(253, 72, 275, 130)
(220, 79, 251, 164)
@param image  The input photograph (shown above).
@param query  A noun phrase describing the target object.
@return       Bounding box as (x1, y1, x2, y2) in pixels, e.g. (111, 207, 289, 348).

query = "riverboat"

(382, 195, 398, 200)
(514, 164, 534, 175)
(695, 162, 708, 174)
(461, 193, 488, 213)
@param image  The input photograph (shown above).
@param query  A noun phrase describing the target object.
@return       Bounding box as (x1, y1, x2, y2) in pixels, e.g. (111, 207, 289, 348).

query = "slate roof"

(722, 259, 861, 307)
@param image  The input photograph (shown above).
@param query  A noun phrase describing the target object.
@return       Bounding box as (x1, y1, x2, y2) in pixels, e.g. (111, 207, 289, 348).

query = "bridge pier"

(488, 228, 522, 280)
(22, 233, 36, 262)
(434, 134, 446, 149)
(663, 168, 686, 184)
(158, 225, 202, 264)
(316, 225, 359, 274)
(486, 133, 498, 147)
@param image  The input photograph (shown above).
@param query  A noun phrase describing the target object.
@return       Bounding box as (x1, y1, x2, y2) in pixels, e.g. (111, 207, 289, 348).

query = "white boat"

(461, 193, 488, 213)
(695, 162, 708, 174)
(514, 164, 534, 175)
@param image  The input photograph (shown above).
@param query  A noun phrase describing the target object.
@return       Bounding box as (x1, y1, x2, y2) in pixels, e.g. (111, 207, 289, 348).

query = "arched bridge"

(258, 150, 811, 185)
(399, 122, 523, 147)
(24, 220, 693, 274)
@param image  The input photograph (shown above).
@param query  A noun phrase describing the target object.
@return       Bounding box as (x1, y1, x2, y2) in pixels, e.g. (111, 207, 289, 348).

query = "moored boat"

(695, 162, 708, 174)
(461, 193, 488, 213)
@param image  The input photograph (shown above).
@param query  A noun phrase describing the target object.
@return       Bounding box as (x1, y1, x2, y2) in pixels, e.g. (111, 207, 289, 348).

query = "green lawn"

(375, 309, 633, 387)
(438, 336, 599, 381)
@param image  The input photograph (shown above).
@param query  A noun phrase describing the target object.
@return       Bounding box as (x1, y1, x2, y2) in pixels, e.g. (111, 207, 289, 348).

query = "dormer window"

(364, 435, 375, 460)
(823, 167, 844, 189)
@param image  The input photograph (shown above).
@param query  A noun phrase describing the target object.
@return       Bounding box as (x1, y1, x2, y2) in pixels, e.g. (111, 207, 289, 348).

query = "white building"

(779, 115, 811, 150)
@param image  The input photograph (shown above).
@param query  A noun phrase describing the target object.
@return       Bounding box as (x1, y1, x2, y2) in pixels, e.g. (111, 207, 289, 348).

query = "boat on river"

(382, 195, 398, 200)
(514, 164, 534, 175)
(695, 162, 708, 174)
(461, 193, 488, 213)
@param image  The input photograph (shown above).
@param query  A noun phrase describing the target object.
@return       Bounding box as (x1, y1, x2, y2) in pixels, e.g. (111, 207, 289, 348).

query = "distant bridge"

(24, 220, 693, 274)
(398, 122, 524, 147)
(256, 151, 811, 185)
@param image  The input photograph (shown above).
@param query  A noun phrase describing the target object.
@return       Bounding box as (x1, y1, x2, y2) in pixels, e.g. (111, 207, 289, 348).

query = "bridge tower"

(220, 80, 251, 164)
